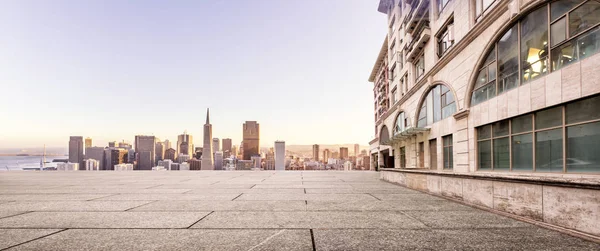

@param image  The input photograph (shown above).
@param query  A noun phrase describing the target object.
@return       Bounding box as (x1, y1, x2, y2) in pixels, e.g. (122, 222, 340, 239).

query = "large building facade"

(242, 121, 260, 160)
(68, 136, 84, 168)
(134, 135, 156, 170)
(369, 0, 600, 238)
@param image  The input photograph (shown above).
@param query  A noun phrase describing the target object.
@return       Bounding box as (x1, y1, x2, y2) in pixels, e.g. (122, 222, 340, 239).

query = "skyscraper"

(231, 145, 238, 158)
(85, 147, 105, 170)
(201, 109, 214, 170)
(323, 149, 330, 161)
(274, 141, 285, 171)
(177, 132, 193, 156)
(108, 141, 116, 148)
(312, 144, 320, 161)
(104, 148, 128, 171)
(212, 138, 220, 153)
(164, 148, 176, 162)
(214, 151, 224, 170)
(222, 138, 232, 156)
(354, 144, 360, 157)
(69, 136, 84, 169)
(164, 139, 172, 150)
(242, 121, 260, 160)
(340, 147, 349, 160)
(85, 137, 92, 149)
(135, 135, 156, 170)
(156, 141, 165, 163)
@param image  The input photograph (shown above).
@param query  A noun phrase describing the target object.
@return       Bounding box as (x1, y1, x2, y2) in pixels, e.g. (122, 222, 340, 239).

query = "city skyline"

(0, 0, 386, 149)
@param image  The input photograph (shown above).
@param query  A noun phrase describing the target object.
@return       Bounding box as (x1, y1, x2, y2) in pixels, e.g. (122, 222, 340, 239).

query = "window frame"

(436, 17, 455, 58)
(442, 134, 454, 170)
(415, 52, 425, 80)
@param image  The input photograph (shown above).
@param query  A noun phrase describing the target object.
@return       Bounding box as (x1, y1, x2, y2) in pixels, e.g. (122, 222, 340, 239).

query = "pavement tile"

(252, 184, 353, 189)
(131, 200, 307, 211)
(0, 211, 28, 219)
(0, 189, 191, 194)
(6, 229, 312, 251)
(192, 211, 427, 229)
(0, 229, 63, 250)
(95, 193, 240, 201)
(0, 212, 211, 228)
(0, 194, 115, 201)
(235, 193, 377, 201)
(371, 193, 446, 201)
(314, 229, 600, 251)
(307, 200, 474, 211)
(0, 201, 155, 212)
(403, 210, 533, 229)
(305, 188, 420, 194)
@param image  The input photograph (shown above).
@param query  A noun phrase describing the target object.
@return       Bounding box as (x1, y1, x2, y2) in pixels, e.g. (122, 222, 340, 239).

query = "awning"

(381, 127, 430, 145)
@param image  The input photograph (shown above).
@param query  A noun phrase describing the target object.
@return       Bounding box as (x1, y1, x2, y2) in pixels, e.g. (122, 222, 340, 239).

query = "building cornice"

(368, 36, 389, 82)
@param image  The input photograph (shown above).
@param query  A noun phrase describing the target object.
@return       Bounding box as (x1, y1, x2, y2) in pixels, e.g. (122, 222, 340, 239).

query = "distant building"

(189, 159, 202, 170)
(312, 144, 320, 161)
(104, 148, 128, 171)
(212, 138, 220, 153)
(158, 160, 173, 170)
(177, 154, 190, 164)
(164, 148, 176, 162)
(214, 151, 224, 170)
(85, 147, 105, 170)
(118, 142, 131, 149)
(274, 141, 285, 171)
(57, 162, 79, 171)
(114, 163, 133, 171)
(69, 136, 84, 169)
(180, 162, 190, 171)
(108, 141, 116, 148)
(242, 121, 260, 160)
(194, 147, 203, 159)
(152, 166, 167, 171)
(265, 151, 275, 170)
(231, 145, 238, 158)
(127, 149, 136, 163)
(177, 132, 193, 156)
(343, 161, 353, 171)
(170, 163, 180, 171)
(332, 151, 339, 159)
(354, 144, 360, 157)
(251, 156, 262, 169)
(340, 147, 349, 160)
(155, 142, 165, 163)
(236, 160, 253, 170)
(164, 140, 172, 150)
(85, 159, 99, 171)
(361, 149, 367, 156)
(202, 109, 214, 170)
(323, 149, 330, 161)
(222, 138, 232, 156)
(85, 137, 92, 150)
(135, 135, 156, 170)
(361, 155, 370, 170)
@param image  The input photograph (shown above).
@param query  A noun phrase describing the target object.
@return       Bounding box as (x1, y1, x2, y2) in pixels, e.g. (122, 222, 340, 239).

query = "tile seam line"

(0, 228, 68, 251)
(0, 211, 33, 220)
(0, 227, 541, 230)
(124, 201, 159, 211)
(186, 211, 215, 229)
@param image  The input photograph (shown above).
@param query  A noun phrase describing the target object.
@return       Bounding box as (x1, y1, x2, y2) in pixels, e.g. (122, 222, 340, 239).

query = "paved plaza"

(0, 171, 598, 250)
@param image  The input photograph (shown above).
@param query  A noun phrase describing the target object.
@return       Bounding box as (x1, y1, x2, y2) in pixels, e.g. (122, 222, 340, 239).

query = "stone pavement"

(0, 171, 598, 250)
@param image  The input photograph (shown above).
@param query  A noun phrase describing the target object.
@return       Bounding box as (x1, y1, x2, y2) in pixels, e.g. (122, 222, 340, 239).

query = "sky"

(0, 0, 387, 149)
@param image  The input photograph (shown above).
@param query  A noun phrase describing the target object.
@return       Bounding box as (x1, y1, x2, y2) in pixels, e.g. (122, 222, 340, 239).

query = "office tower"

(158, 160, 173, 171)
(231, 145, 238, 158)
(127, 149, 136, 163)
(156, 141, 165, 163)
(118, 141, 131, 149)
(340, 147, 349, 160)
(222, 138, 232, 156)
(194, 147, 203, 159)
(85, 159, 99, 171)
(85, 137, 92, 149)
(105, 148, 128, 171)
(323, 149, 330, 161)
(332, 151, 339, 159)
(164, 140, 172, 150)
(354, 144, 360, 157)
(274, 141, 285, 170)
(201, 108, 214, 170)
(242, 121, 260, 160)
(164, 148, 176, 162)
(177, 132, 193, 156)
(214, 151, 224, 170)
(189, 159, 202, 170)
(69, 136, 84, 169)
(177, 154, 190, 164)
(108, 141, 116, 148)
(85, 147, 105, 171)
(135, 135, 156, 170)
(312, 144, 320, 161)
(212, 138, 220, 153)
(265, 151, 275, 170)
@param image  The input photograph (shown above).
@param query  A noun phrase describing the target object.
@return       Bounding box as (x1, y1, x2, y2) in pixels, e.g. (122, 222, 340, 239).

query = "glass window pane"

(569, 1, 600, 37)
(478, 140, 492, 170)
(551, 40, 578, 71)
(551, 0, 584, 21)
(536, 106, 563, 129)
(471, 87, 486, 106)
(493, 137, 510, 170)
(566, 121, 600, 173)
(488, 62, 497, 81)
(442, 103, 456, 119)
(512, 114, 533, 134)
(475, 69, 487, 89)
(497, 25, 519, 91)
(493, 120, 509, 137)
(577, 27, 600, 60)
(433, 86, 441, 122)
(512, 133, 533, 171)
(483, 48, 496, 65)
(487, 80, 497, 99)
(566, 95, 600, 124)
(521, 6, 548, 83)
(551, 18, 566, 47)
(478, 125, 492, 140)
(536, 129, 564, 172)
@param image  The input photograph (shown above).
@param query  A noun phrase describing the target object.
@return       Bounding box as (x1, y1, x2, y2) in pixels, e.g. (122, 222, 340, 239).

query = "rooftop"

(0, 171, 598, 250)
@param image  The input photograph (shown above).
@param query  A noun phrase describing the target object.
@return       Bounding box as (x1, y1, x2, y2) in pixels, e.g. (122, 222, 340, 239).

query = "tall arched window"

(471, 0, 600, 106)
(417, 84, 457, 127)
(394, 112, 409, 135)
(380, 125, 390, 145)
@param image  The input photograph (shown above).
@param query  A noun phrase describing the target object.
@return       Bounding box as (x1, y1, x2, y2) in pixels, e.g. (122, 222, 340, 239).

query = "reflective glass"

(566, 121, 600, 172)
(569, 1, 600, 37)
(433, 86, 441, 122)
(488, 62, 497, 81)
(551, 40, 577, 71)
(493, 120, 509, 137)
(551, 17, 567, 47)
(512, 114, 533, 134)
(578, 27, 600, 60)
(478, 125, 492, 140)
(566, 95, 600, 124)
(512, 133, 533, 171)
(536, 129, 564, 172)
(478, 140, 492, 170)
(521, 6, 548, 83)
(535, 106, 563, 129)
(497, 25, 519, 91)
(493, 138, 510, 170)
(551, 0, 584, 21)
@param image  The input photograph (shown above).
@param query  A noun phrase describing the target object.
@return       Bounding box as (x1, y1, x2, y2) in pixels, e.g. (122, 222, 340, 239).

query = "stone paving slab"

(6, 229, 312, 251)
(403, 210, 532, 228)
(0, 229, 63, 250)
(305, 188, 420, 194)
(314, 228, 600, 251)
(306, 200, 475, 211)
(371, 193, 447, 201)
(95, 193, 241, 201)
(192, 211, 427, 229)
(0, 201, 155, 212)
(235, 193, 377, 201)
(0, 194, 115, 201)
(0, 211, 28, 219)
(0, 189, 192, 194)
(186, 188, 306, 194)
(131, 200, 307, 212)
(0, 212, 211, 228)
(252, 184, 354, 189)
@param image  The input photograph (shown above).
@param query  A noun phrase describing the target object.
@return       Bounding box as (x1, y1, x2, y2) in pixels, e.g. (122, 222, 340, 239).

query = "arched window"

(394, 112, 410, 135)
(417, 84, 456, 127)
(379, 125, 390, 145)
(471, 0, 600, 106)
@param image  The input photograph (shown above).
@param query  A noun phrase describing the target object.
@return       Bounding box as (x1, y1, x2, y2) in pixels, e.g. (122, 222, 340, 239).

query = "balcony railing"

(405, 0, 430, 36)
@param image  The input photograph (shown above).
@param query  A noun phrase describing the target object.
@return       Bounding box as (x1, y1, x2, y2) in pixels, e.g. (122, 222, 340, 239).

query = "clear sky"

(0, 0, 386, 148)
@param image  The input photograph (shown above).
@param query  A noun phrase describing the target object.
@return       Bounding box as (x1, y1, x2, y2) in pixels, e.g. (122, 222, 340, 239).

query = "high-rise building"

(158, 160, 173, 171)
(222, 138, 232, 156)
(177, 132, 193, 156)
(108, 141, 116, 148)
(231, 145, 238, 158)
(135, 135, 156, 170)
(354, 144, 360, 157)
(118, 141, 131, 149)
(164, 140, 172, 150)
(85, 137, 92, 150)
(251, 156, 262, 169)
(189, 159, 202, 170)
(177, 154, 190, 164)
(265, 151, 275, 170)
(201, 109, 214, 170)
(332, 151, 339, 159)
(214, 151, 224, 170)
(274, 141, 285, 171)
(323, 149, 330, 161)
(212, 138, 220, 153)
(104, 148, 128, 171)
(312, 144, 320, 161)
(242, 121, 260, 160)
(339, 147, 349, 160)
(85, 147, 105, 170)
(155, 141, 165, 163)
(164, 148, 176, 162)
(69, 136, 84, 169)
(127, 149, 135, 163)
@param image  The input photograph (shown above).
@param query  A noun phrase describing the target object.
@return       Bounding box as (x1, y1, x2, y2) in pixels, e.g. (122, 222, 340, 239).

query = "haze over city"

(0, 0, 386, 149)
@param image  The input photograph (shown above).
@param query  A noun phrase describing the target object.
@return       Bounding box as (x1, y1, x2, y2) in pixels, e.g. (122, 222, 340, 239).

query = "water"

(0, 156, 66, 171)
